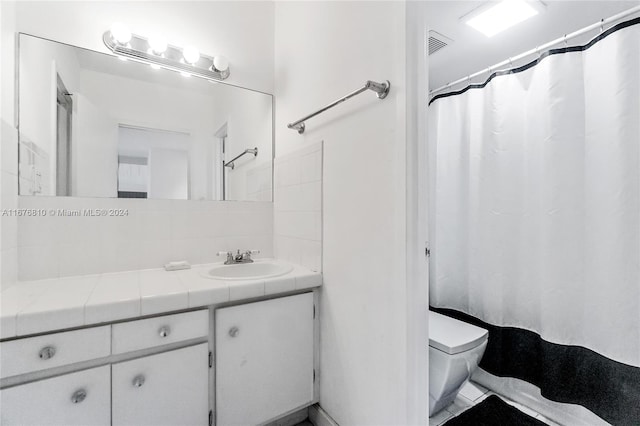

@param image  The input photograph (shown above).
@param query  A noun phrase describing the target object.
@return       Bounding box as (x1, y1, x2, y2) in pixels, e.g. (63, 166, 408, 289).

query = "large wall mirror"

(17, 33, 273, 201)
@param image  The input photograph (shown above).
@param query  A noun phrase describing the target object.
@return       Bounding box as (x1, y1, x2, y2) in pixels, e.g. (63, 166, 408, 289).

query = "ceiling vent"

(428, 31, 454, 56)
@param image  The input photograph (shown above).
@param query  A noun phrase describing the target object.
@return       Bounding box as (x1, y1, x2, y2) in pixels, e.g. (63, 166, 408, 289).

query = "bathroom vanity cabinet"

(0, 291, 318, 426)
(216, 292, 315, 425)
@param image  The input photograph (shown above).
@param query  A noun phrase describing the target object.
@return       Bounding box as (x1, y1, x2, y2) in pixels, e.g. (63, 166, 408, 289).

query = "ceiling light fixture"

(103, 24, 230, 81)
(464, 0, 543, 37)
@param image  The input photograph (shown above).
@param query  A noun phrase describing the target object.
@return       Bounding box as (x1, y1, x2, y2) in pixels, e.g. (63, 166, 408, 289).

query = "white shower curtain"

(429, 17, 639, 420)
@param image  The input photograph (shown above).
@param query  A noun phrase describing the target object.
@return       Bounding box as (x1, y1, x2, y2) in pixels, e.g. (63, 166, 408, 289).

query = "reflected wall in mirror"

(18, 33, 273, 201)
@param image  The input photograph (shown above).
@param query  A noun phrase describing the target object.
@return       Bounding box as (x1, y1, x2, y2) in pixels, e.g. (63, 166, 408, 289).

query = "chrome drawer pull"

(71, 389, 87, 403)
(38, 346, 56, 360)
(158, 326, 171, 338)
(132, 374, 146, 388)
(229, 326, 239, 338)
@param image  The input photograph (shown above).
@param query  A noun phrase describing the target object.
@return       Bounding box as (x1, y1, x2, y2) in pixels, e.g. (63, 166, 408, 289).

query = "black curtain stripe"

(428, 16, 640, 106)
(430, 307, 640, 426)
(443, 395, 547, 426)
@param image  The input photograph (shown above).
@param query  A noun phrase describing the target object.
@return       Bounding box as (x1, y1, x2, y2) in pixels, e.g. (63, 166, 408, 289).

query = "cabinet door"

(112, 343, 209, 426)
(0, 365, 110, 426)
(216, 293, 314, 425)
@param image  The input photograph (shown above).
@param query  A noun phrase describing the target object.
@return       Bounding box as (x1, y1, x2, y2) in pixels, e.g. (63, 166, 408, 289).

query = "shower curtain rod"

(430, 5, 640, 96)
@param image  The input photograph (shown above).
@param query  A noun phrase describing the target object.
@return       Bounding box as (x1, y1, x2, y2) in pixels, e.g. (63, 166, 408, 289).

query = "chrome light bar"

(102, 31, 230, 81)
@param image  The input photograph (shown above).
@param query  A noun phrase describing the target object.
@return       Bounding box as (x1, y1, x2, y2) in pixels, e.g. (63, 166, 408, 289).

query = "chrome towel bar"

(224, 147, 258, 170)
(287, 80, 390, 134)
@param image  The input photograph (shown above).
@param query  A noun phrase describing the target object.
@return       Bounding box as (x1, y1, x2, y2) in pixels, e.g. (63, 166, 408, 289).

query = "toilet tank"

(429, 311, 488, 354)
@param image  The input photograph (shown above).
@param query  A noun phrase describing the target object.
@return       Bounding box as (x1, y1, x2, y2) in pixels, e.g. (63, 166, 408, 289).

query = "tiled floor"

(429, 381, 562, 426)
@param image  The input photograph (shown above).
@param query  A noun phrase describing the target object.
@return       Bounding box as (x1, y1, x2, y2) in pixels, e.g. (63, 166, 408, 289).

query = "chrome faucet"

(217, 250, 260, 265)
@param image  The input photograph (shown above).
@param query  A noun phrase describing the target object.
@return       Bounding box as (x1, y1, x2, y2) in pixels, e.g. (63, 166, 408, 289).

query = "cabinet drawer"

(112, 310, 208, 354)
(0, 326, 110, 379)
(0, 365, 111, 426)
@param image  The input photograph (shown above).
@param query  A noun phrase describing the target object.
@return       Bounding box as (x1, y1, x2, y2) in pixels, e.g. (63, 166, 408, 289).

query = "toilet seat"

(429, 311, 488, 355)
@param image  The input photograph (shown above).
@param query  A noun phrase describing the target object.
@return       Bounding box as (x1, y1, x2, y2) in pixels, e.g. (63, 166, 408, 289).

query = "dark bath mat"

(443, 395, 547, 426)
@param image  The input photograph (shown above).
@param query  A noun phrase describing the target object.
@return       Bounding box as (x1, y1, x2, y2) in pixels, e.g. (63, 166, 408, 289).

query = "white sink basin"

(203, 261, 293, 280)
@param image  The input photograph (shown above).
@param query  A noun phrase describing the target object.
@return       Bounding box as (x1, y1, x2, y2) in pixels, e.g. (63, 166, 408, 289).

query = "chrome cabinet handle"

(229, 326, 239, 338)
(132, 374, 146, 388)
(39, 346, 56, 360)
(71, 389, 87, 403)
(158, 326, 171, 338)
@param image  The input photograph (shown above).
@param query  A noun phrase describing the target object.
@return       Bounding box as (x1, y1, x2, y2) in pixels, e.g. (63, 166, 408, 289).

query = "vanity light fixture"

(110, 22, 131, 46)
(463, 0, 544, 37)
(103, 25, 230, 81)
(212, 56, 229, 73)
(182, 45, 200, 64)
(148, 35, 168, 55)
(110, 22, 132, 45)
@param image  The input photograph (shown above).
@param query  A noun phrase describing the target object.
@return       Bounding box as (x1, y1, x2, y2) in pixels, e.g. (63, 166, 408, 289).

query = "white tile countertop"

(0, 260, 321, 339)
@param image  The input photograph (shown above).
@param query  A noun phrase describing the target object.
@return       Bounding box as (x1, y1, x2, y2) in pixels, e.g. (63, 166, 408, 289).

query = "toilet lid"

(429, 311, 488, 355)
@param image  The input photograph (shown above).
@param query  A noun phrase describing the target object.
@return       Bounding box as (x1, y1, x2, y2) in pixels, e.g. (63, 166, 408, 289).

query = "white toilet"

(429, 311, 489, 417)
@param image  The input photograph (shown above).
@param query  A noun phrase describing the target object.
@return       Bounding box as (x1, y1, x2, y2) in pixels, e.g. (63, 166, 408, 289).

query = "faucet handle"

(247, 250, 260, 255)
(217, 251, 232, 257)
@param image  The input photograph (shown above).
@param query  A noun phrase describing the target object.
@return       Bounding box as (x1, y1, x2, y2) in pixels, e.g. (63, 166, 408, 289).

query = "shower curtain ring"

(509, 57, 513, 68)
(564, 34, 568, 47)
(600, 18, 604, 33)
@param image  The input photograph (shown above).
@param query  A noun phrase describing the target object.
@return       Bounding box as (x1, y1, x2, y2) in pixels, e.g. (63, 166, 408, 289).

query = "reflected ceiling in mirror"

(18, 33, 273, 202)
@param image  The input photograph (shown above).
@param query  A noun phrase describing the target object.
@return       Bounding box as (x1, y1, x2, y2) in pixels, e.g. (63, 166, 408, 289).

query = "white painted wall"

(274, 2, 428, 424)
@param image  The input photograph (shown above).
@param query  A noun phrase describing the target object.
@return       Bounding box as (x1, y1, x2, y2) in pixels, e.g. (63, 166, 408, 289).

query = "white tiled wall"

(274, 141, 322, 272)
(17, 197, 273, 281)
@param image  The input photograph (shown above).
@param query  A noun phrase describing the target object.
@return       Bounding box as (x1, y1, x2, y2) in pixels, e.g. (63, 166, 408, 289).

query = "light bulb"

(182, 46, 200, 64)
(212, 56, 229, 72)
(148, 35, 167, 55)
(110, 22, 131, 45)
